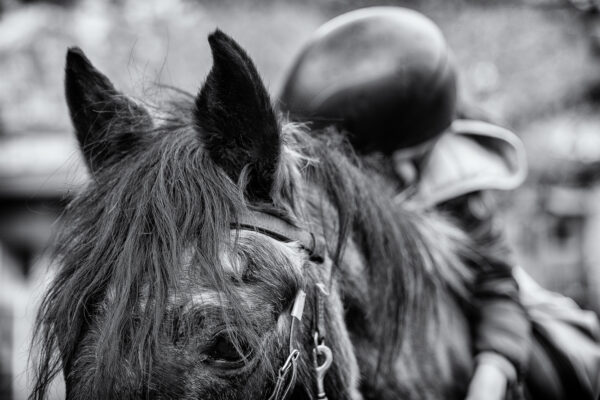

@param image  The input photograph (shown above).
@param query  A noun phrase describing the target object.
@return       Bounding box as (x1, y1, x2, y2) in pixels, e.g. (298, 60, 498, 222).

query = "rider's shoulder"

(411, 119, 528, 209)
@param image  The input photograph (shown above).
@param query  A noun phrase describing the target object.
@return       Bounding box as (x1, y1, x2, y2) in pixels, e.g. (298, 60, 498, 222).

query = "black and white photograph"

(1, 0, 600, 399)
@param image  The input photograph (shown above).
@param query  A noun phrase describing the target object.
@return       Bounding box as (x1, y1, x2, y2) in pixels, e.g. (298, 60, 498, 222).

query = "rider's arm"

(472, 251, 530, 379)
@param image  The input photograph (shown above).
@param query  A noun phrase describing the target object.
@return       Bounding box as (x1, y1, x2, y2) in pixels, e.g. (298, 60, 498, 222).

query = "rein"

(232, 210, 333, 400)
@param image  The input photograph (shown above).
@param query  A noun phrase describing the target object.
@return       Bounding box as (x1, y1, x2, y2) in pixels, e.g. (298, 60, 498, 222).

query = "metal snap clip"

(313, 342, 333, 400)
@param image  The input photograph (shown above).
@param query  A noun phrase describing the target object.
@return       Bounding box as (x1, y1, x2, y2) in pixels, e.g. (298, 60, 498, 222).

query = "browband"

(231, 210, 325, 263)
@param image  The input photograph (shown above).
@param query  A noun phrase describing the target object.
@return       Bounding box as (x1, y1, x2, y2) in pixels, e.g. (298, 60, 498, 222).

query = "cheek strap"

(231, 210, 333, 400)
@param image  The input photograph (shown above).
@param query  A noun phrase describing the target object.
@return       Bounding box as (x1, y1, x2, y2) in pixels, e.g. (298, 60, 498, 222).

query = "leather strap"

(232, 210, 326, 263)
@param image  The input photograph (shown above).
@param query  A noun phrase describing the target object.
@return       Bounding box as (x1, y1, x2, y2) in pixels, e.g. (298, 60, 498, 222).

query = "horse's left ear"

(195, 30, 280, 202)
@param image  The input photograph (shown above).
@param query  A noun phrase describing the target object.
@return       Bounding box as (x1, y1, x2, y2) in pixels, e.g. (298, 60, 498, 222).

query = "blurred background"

(1, 0, 600, 398)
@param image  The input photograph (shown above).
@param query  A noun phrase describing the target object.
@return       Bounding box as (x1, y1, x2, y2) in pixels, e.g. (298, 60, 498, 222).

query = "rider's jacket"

(412, 121, 600, 397)
(408, 120, 532, 378)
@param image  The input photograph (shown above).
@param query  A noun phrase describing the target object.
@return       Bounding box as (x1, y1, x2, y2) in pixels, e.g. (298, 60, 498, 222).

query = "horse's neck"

(395, 292, 474, 399)
(339, 218, 475, 399)
(296, 144, 475, 398)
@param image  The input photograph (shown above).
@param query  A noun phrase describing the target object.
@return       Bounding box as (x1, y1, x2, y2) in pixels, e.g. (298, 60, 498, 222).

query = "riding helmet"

(279, 7, 457, 155)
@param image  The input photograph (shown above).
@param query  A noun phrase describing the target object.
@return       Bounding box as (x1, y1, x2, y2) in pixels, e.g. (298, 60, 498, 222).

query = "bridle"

(232, 210, 334, 400)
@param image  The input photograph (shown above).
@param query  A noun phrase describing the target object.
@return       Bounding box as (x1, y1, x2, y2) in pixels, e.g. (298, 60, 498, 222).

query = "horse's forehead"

(203, 230, 307, 278)
(105, 231, 306, 307)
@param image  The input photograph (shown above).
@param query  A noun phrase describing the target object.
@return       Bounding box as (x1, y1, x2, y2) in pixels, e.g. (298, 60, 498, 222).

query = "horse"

(30, 30, 487, 400)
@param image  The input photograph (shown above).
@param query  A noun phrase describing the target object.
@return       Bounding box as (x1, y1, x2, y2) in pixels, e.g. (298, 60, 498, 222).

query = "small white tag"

(290, 290, 306, 321)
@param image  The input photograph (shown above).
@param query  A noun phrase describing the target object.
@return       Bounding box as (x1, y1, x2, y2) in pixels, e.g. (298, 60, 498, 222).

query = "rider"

(279, 7, 600, 400)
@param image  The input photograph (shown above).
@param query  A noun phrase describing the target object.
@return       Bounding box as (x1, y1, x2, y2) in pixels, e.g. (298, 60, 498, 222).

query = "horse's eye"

(207, 334, 248, 365)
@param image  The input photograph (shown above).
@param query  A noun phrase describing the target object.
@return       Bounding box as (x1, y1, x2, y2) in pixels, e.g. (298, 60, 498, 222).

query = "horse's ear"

(65, 47, 152, 173)
(195, 30, 280, 202)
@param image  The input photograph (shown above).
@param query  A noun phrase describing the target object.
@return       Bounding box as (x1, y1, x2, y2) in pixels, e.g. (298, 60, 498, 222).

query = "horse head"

(31, 30, 362, 400)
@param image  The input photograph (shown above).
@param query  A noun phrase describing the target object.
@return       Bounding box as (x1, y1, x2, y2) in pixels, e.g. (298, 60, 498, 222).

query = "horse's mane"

(31, 92, 475, 399)
(286, 125, 474, 371)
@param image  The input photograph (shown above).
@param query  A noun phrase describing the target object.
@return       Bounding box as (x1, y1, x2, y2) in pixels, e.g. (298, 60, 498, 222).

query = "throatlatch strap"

(233, 210, 325, 262)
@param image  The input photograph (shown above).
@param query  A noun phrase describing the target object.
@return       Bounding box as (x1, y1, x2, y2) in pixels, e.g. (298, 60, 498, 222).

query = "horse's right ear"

(65, 47, 152, 173)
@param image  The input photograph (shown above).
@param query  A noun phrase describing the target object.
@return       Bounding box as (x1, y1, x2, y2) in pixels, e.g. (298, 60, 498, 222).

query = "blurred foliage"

(0, 0, 327, 135)
(0, 0, 598, 137)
